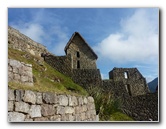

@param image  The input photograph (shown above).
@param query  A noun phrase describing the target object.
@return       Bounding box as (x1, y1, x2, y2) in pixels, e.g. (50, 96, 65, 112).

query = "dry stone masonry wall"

(8, 88, 97, 122)
(8, 59, 33, 86)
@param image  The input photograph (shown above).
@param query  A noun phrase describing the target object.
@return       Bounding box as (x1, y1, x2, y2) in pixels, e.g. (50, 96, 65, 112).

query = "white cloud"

(94, 9, 158, 63)
(13, 23, 45, 43)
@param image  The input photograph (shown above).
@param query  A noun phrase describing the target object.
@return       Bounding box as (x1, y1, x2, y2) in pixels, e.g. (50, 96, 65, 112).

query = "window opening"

(125, 84, 131, 96)
(77, 60, 80, 69)
(124, 71, 129, 79)
(76, 51, 80, 58)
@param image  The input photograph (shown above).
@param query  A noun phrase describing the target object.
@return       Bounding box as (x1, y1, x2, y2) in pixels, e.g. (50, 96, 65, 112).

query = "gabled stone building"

(109, 68, 149, 96)
(64, 32, 98, 69)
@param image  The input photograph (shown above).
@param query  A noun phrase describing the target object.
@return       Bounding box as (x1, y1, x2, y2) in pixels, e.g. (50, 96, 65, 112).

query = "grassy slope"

(8, 47, 88, 96)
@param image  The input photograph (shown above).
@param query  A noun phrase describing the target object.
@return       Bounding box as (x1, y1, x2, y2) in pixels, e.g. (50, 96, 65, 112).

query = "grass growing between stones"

(87, 86, 134, 121)
(8, 48, 88, 96)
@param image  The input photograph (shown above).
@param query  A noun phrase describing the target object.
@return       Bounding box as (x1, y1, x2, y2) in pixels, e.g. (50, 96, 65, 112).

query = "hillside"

(8, 47, 88, 96)
(148, 77, 158, 93)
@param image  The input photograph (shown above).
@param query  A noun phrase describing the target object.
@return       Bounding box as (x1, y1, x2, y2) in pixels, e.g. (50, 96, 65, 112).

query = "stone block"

(41, 104, 55, 116)
(36, 92, 43, 104)
(8, 89, 15, 101)
(25, 118, 33, 121)
(43, 92, 57, 104)
(21, 75, 29, 82)
(87, 103, 95, 110)
(29, 105, 41, 118)
(8, 101, 14, 111)
(15, 101, 30, 113)
(8, 65, 12, 72)
(23, 90, 36, 104)
(15, 89, 24, 101)
(50, 115, 61, 121)
(8, 71, 13, 82)
(8, 112, 25, 122)
(83, 97, 88, 104)
(82, 105, 87, 112)
(13, 67, 19, 74)
(80, 112, 86, 121)
(75, 106, 81, 114)
(78, 96, 83, 105)
(58, 95, 68, 106)
(69, 95, 78, 106)
(9, 59, 22, 68)
(34, 117, 49, 121)
(56, 106, 65, 115)
(64, 106, 75, 114)
(13, 74, 20, 81)
(75, 114, 81, 121)
(87, 96, 94, 103)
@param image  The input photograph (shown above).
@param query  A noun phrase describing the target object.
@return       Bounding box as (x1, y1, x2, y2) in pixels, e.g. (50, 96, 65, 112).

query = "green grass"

(8, 47, 88, 96)
(109, 112, 134, 121)
(87, 86, 134, 121)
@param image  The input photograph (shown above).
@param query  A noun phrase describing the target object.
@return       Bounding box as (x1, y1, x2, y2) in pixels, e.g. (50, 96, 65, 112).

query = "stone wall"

(109, 68, 149, 96)
(72, 69, 102, 89)
(8, 26, 48, 57)
(66, 34, 97, 69)
(102, 80, 158, 121)
(44, 54, 72, 77)
(8, 59, 33, 86)
(8, 88, 97, 122)
(121, 93, 158, 121)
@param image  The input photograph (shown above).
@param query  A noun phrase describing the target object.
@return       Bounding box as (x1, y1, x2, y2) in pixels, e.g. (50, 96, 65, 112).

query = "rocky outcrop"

(8, 88, 97, 122)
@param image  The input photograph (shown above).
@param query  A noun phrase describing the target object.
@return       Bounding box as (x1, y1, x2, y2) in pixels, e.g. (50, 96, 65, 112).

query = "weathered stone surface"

(75, 114, 81, 121)
(80, 112, 86, 121)
(69, 95, 78, 106)
(25, 118, 33, 121)
(13, 74, 20, 81)
(75, 106, 81, 114)
(83, 97, 88, 104)
(8, 71, 13, 82)
(43, 92, 57, 104)
(82, 105, 87, 112)
(64, 106, 74, 114)
(41, 104, 55, 116)
(50, 115, 61, 121)
(15, 102, 30, 113)
(8, 89, 15, 101)
(87, 103, 95, 110)
(87, 96, 94, 103)
(15, 89, 24, 101)
(29, 105, 41, 118)
(36, 92, 43, 104)
(58, 95, 68, 106)
(78, 96, 83, 105)
(56, 106, 65, 115)
(9, 59, 22, 68)
(23, 90, 36, 104)
(34, 117, 49, 121)
(21, 75, 29, 82)
(8, 112, 25, 122)
(8, 101, 14, 111)
(68, 114, 75, 121)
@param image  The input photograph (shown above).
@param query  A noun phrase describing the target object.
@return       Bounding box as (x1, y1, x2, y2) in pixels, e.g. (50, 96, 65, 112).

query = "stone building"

(108, 67, 149, 96)
(64, 32, 98, 69)
(44, 32, 102, 89)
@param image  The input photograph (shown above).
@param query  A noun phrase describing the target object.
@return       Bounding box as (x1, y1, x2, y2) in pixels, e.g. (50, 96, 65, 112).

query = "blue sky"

(8, 8, 159, 82)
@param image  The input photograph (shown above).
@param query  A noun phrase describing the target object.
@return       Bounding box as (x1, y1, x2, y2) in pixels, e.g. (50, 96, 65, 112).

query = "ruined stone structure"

(8, 26, 158, 121)
(8, 88, 97, 121)
(43, 32, 102, 89)
(109, 68, 149, 96)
